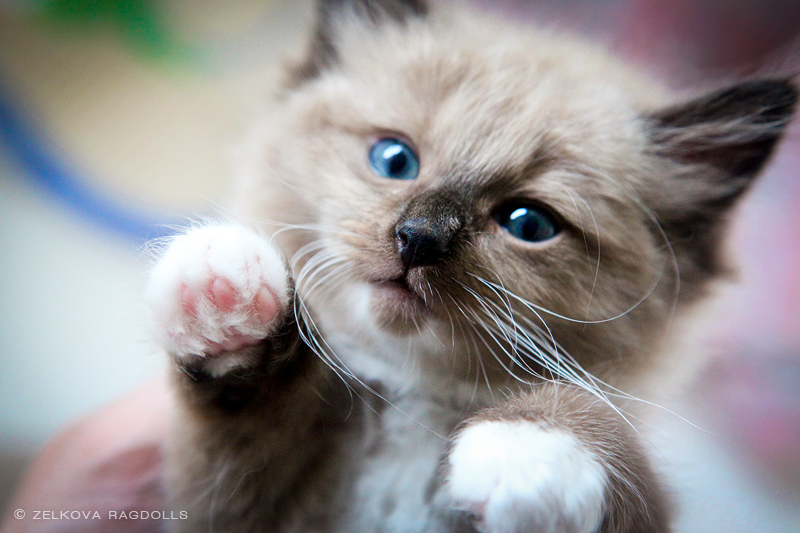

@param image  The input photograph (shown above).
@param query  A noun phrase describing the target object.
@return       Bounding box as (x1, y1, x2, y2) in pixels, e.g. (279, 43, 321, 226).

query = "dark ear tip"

(782, 76, 799, 116)
(653, 77, 798, 129)
(648, 77, 798, 178)
(737, 77, 799, 124)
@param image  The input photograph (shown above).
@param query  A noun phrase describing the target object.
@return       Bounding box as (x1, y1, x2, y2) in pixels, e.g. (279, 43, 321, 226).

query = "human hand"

(1, 377, 172, 533)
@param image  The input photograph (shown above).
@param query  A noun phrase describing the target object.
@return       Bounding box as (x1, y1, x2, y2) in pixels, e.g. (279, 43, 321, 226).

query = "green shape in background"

(41, 0, 193, 63)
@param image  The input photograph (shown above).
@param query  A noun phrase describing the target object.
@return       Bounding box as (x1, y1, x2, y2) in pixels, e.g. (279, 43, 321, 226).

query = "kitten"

(145, 1, 798, 532)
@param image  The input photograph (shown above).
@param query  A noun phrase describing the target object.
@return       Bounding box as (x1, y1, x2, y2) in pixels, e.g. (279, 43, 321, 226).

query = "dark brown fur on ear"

(650, 79, 798, 178)
(289, 0, 429, 85)
(646, 78, 797, 292)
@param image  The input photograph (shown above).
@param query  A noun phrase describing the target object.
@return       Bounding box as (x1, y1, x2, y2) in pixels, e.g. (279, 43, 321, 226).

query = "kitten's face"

(236, 2, 795, 384)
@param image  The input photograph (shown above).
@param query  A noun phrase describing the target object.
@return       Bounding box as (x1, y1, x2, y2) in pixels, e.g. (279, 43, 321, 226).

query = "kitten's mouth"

(375, 276, 421, 301)
(369, 274, 431, 324)
(387, 276, 413, 293)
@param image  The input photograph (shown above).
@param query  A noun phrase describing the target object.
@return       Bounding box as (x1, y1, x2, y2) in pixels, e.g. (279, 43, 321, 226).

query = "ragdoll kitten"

(145, 1, 798, 532)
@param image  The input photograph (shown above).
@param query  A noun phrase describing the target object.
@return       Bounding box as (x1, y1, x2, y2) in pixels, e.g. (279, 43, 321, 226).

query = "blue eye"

(495, 204, 560, 243)
(369, 138, 419, 180)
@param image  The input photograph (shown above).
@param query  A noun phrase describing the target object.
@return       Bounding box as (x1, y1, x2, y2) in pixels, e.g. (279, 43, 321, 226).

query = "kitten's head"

(236, 0, 797, 386)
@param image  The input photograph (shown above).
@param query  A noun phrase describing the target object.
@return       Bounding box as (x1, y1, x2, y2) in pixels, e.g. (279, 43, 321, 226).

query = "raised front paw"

(146, 224, 291, 360)
(447, 420, 607, 533)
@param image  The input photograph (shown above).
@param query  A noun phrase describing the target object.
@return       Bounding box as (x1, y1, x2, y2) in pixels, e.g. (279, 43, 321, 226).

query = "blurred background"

(1, 0, 799, 531)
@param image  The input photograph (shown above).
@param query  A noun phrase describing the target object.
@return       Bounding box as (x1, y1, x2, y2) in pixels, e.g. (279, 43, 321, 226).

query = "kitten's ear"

(649, 79, 798, 179)
(646, 78, 797, 287)
(290, 0, 429, 84)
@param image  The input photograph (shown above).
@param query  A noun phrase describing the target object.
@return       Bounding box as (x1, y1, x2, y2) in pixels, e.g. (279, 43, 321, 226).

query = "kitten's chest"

(330, 387, 477, 533)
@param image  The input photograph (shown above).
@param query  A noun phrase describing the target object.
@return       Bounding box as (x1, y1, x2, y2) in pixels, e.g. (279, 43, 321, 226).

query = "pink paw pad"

(253, 287, 280, 324)
(179, 279, 279, 322)
(176, 279, 282, 355)
(210, 278, 238, 313)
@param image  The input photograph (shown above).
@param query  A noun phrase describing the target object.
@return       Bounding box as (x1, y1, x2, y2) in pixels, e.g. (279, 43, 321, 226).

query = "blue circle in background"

(0, 80, 180, 243)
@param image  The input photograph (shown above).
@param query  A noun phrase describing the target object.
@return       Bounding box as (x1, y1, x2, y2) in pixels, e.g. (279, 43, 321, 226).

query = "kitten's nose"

(396, 216, 462, 270)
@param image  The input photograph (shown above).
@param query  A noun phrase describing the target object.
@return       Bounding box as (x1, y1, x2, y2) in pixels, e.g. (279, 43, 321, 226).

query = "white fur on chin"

(447, 420, 607, 533)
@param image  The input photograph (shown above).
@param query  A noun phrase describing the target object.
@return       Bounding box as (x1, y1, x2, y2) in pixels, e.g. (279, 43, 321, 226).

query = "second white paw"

(447, 420, 607, 533)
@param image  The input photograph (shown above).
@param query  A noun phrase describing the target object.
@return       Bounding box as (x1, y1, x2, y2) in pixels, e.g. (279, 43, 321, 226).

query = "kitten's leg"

(445, 384, 671, 533)
(146, 224, 344, 532)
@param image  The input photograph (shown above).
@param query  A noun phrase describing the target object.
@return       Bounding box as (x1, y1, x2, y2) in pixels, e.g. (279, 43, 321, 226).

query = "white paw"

(145, 224, 290, 360)
(447, 420, 607, 533)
